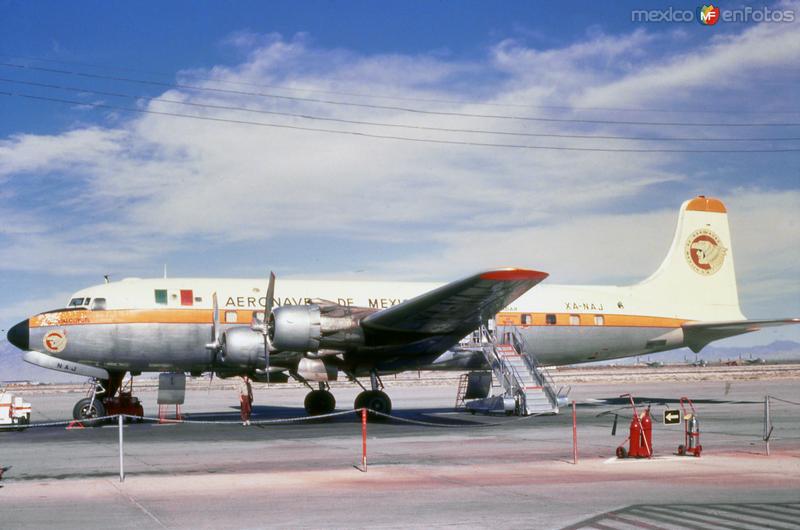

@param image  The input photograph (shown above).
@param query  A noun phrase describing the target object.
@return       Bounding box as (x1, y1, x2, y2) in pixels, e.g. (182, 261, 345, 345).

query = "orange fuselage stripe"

(30, 309, 688, 329)
(496, 312, 688, 328)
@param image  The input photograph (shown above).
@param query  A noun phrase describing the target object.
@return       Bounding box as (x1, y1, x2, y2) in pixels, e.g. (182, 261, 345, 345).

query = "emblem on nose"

(6, 320, 30, 351)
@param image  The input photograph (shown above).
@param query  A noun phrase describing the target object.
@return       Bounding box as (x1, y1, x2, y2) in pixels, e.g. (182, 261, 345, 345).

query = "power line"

(3, 77, 796, 143)
(3, 90, 798, 153)
(2, 62, 799, 128)
(5, 53, 798, 115)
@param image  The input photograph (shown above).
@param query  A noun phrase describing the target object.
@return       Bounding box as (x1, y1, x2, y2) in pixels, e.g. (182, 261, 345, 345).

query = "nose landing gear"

(72, 372, 144, 424)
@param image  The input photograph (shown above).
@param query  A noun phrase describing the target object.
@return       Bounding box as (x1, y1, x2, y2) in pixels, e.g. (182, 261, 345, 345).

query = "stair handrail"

(479, 325, 522, 397)
(509, 327, 560, 408)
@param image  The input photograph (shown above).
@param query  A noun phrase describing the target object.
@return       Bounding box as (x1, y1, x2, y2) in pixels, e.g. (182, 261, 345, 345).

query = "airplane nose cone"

(6, 320, 29, 351)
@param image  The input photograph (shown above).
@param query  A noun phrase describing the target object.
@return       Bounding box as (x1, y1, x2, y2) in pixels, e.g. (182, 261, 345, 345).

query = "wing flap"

(362, 268, 547, 335)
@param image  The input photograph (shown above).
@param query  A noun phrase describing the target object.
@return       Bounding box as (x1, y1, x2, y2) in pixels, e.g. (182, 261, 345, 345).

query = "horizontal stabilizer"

(682, 318, 800, 353)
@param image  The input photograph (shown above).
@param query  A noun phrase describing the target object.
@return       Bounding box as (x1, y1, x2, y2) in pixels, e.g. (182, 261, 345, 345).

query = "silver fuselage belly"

(29, 321, 679, 372)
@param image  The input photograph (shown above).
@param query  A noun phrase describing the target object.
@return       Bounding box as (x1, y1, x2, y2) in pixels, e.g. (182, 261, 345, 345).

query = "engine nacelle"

(269, 305, 322, 352)
(296, 357, 338, 382)
(219, 327, 267, 369)
(268, 303, 370, 353)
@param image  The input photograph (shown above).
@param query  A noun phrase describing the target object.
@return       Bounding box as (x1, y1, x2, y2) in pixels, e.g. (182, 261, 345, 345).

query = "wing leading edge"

(362, 268, 548, 336)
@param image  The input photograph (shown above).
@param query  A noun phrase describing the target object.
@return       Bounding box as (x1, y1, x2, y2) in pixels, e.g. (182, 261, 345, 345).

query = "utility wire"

(4, 54, 798, 116)
(3, 77, 796, 143)
(3, 90, 798, 153)
(2, 62, 799, 128)
(770, 396, 800, 406)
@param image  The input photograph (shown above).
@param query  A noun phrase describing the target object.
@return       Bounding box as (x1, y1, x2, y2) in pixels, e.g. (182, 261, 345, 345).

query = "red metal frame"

(678, 396, 702, 457)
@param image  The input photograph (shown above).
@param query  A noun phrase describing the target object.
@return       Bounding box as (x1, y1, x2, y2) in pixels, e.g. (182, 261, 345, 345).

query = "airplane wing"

(682, 318, 800, 352)
(361, 268, 548, 336)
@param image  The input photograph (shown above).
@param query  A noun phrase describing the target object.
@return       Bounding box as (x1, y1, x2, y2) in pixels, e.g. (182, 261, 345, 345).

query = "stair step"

(475, 327, 562, 416)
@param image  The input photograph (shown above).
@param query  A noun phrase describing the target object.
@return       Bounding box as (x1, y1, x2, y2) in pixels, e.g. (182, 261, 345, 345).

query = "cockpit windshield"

(68, 297, 90, 307)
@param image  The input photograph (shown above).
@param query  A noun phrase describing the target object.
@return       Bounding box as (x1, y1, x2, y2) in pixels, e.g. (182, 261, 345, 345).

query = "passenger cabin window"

(225, 311, 238, 323)
(521, 314, 532, 325)
(90, 298, 107, 311)
(545, 314, 557, 325)
(594, 315, 605, 326)
(569, 314, 580, 326)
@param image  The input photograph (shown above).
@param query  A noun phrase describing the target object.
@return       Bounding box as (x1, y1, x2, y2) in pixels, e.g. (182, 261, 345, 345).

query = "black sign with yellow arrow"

(664, 409, 681, 425)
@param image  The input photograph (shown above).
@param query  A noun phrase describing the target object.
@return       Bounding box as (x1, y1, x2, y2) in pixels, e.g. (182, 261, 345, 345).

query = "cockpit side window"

(90, 298, 107, 311)
(69, 297, 90, 307)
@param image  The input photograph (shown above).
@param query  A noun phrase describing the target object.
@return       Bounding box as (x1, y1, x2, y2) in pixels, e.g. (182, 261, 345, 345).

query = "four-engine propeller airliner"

(5, 196, 798, 420)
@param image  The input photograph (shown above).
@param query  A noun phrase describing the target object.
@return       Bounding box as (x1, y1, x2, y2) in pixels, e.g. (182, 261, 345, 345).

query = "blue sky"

(1, 0, 798, 347)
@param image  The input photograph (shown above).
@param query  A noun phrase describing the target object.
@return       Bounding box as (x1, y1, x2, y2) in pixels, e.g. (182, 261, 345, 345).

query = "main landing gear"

(304, 383, 336, 416)
(72, 372, 144, 424)
(354, 370, 392, 419)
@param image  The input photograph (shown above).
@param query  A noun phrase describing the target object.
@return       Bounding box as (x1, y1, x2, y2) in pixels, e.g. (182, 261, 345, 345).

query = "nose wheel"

(72, 397, 106, 425)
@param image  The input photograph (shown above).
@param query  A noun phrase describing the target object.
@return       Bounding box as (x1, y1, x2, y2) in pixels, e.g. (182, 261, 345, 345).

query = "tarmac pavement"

(1, 378, 798, 529)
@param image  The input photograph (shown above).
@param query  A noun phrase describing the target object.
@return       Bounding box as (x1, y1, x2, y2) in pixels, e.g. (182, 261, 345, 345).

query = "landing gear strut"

(304, 382, 336, 416)
(354, 370, 392, 419)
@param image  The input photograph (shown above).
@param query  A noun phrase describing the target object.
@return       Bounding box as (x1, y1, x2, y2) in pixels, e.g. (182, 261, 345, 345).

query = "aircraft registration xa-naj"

(5, 196, 799, 419)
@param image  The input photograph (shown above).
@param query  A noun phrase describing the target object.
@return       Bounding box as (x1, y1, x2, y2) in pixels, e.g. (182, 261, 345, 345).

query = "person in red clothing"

(239, 376, 253, 426)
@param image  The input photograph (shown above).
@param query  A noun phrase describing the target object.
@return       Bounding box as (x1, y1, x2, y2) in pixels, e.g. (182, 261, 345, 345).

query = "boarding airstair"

(463, 325, 563, 416)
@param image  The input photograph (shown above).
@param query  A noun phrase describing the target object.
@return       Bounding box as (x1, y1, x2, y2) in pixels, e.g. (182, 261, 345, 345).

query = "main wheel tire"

(354, 390, 392, 421)
(72, 398, 106, 426)
(304, 390, 336, 416)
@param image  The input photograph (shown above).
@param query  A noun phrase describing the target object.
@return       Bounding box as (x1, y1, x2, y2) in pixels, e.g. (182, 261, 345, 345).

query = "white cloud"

(0, 21, 797, 323)
(578, 21, 800, 112)
(0, 128, 125, 178)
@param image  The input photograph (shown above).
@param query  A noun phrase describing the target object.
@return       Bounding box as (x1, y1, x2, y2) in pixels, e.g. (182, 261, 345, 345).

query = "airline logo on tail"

(685, 229, 727, 275)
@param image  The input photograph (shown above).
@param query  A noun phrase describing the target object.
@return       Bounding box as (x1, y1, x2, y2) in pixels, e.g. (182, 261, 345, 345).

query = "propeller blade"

(263, 272, 276, 382)
(206, 292, 221, 351)
(212, 292, 221, 346)
(266, 271, 276, 314)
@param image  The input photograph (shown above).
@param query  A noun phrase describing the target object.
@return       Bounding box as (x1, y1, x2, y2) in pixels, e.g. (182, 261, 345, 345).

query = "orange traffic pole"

(361, 407, 368, 472)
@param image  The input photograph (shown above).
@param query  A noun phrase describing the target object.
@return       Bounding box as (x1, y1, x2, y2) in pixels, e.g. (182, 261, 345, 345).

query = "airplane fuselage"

(22, 276, 738, 374)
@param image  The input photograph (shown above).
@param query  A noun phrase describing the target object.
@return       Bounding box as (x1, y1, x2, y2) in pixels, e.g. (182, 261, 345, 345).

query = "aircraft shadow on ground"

(578, 396, 762, 408)
(185, 404, 526, 427)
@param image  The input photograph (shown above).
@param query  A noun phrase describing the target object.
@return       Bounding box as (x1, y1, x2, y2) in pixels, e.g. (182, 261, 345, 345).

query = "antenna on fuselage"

(104, 275, 110, 284)
(163, 264, 168, 279)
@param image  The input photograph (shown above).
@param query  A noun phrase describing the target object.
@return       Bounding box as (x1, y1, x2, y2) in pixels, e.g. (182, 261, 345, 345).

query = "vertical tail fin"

(633, 196, 745, 321)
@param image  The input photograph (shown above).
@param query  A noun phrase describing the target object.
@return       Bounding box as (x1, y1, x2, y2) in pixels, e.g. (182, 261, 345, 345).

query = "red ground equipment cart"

(615, 394, 653, 459)
(677, 396, 702, 457)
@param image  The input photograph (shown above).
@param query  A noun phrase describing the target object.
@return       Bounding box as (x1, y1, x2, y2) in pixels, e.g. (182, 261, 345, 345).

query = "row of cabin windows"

(154, 289, 204, 306)
(528, 314, 605, 326)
